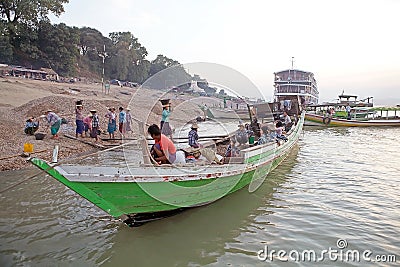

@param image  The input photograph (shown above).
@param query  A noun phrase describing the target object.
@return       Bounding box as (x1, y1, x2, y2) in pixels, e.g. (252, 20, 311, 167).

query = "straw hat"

(90, 109, 97, 113)
(191, 123, 199, 129)
(46, 109, 52, 113)
(126, 108, 131, 111)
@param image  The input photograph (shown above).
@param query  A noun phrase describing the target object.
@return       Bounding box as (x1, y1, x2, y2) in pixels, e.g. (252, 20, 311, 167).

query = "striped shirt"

(188, 129, 199, 148)
(91, 114, 99, 128)
(46, 112, 60, 126)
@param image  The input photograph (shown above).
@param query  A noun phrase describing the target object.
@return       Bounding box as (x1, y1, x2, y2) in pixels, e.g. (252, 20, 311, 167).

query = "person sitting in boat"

(235, 123, 248, 146)
(275, 121, 288, 142)
(24, 117, 39, 135)
(188, 123, 201, 148)
(148, 124, 176, 164)
(283, 111, 293, 132)
(250, 117, 261, 138)
(257, 126, 275, 145)
(225, 140, 240, 157)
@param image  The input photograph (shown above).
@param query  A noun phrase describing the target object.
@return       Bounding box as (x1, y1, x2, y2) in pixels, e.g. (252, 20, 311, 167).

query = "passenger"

(45, 110, 61, 139)
(283, 111, 293, 132)
(257, 126, 274, 145)
(275, 121, 288, 142)
(235, 123, 248, 146)
(148, 124, 176, 164)
(188, 123, 201, 148)
(24, 117, 39, 135)
(250, 117, 261, 138)
(346, 104, 351, 120)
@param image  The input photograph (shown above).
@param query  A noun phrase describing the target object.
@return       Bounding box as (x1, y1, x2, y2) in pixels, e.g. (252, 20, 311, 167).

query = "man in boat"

(346, 104, 351, 120)
(188, 123, 201, 148)
(283, 111, 293, 132)
(235, 123, 248, 146)
(148, 124, 176, 164)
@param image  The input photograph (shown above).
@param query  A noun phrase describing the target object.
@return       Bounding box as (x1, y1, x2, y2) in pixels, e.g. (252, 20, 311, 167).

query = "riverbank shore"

(0, 77, 215, 171)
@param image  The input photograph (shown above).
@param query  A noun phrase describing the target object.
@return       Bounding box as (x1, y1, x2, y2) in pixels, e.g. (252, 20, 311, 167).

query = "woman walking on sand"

(75, 104, 84, 138)
(118, 107, 126, 136)
(105, 107, 116, 139)
(125, 108, 133, 135)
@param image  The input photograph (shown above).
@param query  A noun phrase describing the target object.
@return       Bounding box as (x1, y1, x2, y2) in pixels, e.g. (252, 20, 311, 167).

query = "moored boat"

(29, 112, 304, 225)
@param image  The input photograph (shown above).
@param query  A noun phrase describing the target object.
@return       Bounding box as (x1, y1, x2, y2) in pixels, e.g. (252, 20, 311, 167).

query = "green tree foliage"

(37, 21, 79, 75)
(0, 20, 13, 62)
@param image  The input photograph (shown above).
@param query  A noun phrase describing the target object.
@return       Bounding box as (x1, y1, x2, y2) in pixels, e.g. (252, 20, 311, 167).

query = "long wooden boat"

(305, 113, 400, 127)
(29, 113, 305, 224)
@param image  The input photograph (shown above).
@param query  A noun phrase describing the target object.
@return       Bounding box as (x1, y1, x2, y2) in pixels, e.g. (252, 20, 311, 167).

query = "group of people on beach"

(75, 103, 133, 141)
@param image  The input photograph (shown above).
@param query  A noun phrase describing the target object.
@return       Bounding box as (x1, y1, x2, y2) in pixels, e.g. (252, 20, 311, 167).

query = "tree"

(0, 20, 13, 62)
(37, 22, 79, 75)
(0, 0, 68, 25)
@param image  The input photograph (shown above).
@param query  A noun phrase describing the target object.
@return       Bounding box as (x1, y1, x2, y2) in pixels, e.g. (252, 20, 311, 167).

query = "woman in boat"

(257, 126, 274, 145)
(275, 121, 288, 142)
(148, 124, 176, 164)
(235, 123, 248, 146)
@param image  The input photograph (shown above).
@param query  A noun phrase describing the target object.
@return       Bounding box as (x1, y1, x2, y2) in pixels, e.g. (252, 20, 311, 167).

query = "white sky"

(50, 0, 400, 105)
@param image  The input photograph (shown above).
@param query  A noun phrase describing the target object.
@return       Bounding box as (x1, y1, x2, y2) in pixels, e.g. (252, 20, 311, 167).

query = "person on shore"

(188, 123, 201, 148)
(125, 108, 133, 134)
(83, 114, 92, 138)
(75, 104, 84, 138)
(45, 110, 61, 139)
(235, 123, 248, 146)
(24, 117, 39, 135)
(105, 107, 116, 139)
(90, 110, 99, 142)
(160, 102, 173, 140)
(118, 107, 126, 135)
(148, 124, 176, 164)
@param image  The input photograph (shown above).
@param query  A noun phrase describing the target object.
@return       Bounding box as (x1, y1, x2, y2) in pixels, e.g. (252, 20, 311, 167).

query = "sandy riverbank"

(0, 77, 215, 171)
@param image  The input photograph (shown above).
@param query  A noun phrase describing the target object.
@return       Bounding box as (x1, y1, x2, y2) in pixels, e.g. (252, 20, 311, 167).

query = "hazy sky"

(50, 0, 400, 105)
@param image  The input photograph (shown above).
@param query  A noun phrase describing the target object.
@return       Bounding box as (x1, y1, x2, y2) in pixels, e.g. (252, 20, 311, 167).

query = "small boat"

(305, 93, 400, 127)
(29, 112, 304, 225)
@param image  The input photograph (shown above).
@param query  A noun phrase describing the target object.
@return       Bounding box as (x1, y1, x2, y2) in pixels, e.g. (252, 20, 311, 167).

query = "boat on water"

(28, 66, 306, 225)
(305, 93, 400, 127)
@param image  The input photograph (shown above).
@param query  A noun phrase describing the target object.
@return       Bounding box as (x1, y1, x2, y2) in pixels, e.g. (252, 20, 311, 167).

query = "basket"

(35, 133, 46, 140)
(160, 99, 170, 105)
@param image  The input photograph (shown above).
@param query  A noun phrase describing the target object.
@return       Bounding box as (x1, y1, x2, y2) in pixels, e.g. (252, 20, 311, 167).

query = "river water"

(0, 127, 399, 266)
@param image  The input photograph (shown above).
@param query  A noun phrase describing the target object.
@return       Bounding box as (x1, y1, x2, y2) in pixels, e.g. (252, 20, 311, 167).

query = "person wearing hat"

(24, 117, 39, 135)
(235, 123, 248, 146)
(90, 109, 99, 142)
(125, 107, 133, 134)
(188, 122, 201, 148)
(105, 107, 116, 139)
(160, 101, 173, 140)
(45, 110, 61, 139)
(75, 103, 84, 138)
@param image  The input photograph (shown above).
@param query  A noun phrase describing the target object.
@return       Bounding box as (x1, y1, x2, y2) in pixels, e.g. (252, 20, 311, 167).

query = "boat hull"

(30, 114, 304, 218)
(305, 113, 400, 127)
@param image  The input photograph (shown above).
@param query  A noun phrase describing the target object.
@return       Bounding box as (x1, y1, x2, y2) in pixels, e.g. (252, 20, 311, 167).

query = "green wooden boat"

(29, 113, 304, 224)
